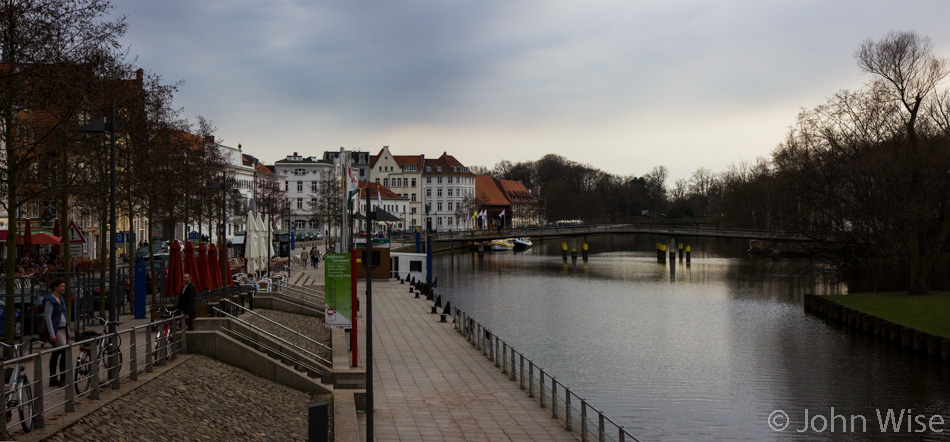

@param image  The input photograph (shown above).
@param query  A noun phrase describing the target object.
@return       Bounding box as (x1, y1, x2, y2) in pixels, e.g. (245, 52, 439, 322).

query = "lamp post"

(79, 99, 119, 389)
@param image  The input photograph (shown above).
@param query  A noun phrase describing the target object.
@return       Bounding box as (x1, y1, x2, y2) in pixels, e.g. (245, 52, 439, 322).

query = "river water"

(430, 234, 950, 441)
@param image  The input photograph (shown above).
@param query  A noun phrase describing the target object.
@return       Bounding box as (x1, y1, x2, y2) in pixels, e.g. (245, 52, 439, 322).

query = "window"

(448, 217, 453, 225)
(426, 189, 431, 198)
(311, 181, 318, 192)
(436, 166, 442, 172)
(297, 181, 303, 192)
(426, 177, 431, 184)
(412, 178, 417, 187)
(448, 188, 453, 197)
(448, 201, 453, 210)
(359, 169, 365, 177)
(294, 168, 306, 176)
(411, 194, 416, 202)
(375, 178, 380, 184)
(438, 217, 443, 225)
(437, 202, 443, 211)
(437, 188, 442, 197)
(410, 260, 422, 272)
(411, 207, 417, 214)
(426, 166, 431, 172)
(311, 198, 316, 208)
(448, 176, 453, 183)
(297, 198, 303, 209)
(437, 177, 443, 184)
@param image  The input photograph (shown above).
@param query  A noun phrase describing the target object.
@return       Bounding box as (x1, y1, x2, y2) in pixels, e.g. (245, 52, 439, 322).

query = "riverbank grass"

(827, 292, 950, 339)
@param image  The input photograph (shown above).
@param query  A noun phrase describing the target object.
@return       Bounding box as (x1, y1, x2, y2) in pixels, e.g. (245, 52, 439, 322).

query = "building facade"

(423, 153, 476, 231)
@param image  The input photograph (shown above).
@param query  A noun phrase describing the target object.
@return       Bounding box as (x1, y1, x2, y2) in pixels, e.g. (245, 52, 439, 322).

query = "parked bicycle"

(74, 317, 122, 395)
(0, 338, 39, 433)
(152, 306, 181, 360)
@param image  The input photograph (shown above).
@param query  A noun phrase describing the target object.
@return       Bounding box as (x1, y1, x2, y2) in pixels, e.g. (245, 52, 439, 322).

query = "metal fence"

(0, 312, 185, 438)
(452, 307, 642, 442)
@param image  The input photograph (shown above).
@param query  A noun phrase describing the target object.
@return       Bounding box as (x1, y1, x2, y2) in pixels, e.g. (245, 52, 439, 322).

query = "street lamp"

(78, 99, 119, 389)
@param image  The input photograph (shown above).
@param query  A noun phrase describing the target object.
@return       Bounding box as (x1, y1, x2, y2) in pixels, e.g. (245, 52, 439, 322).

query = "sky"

(113, 1, 950, 181)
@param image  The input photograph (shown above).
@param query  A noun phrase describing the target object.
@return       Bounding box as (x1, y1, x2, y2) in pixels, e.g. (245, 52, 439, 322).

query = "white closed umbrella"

(245, 212, 259, 274)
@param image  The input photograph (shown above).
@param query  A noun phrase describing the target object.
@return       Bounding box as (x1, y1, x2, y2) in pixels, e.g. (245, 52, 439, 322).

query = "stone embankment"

(804, 294, 950, 362)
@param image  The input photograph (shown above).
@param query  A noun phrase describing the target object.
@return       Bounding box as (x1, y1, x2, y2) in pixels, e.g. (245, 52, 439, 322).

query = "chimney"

(238, 143, 242, 150)
(293, 152, 298, 156)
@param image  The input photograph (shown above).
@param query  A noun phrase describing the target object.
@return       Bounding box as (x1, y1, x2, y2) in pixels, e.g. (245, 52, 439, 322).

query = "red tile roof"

(497, 179, 535, 201)
(475, 176, 510, 206)
(423, 152, 475, 176)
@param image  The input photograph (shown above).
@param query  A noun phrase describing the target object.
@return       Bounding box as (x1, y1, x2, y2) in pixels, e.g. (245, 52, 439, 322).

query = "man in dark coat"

(177, 272, 197, 330)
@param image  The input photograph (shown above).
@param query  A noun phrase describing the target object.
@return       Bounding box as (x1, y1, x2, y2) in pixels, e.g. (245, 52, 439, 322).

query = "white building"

(369, 146, 425, 231)
(273, 152, 335, 234)
(423, 153, 476, 231)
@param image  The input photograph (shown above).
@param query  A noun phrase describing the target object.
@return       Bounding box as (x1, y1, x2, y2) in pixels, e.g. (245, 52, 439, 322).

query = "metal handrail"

(271, 292, 326, 315)
(281, 281, 326, 297)
(211, 306, 331, 367)
(220, 299, 330, 352)
(453, 307, 643, 442)
(221, 326, 326, 380)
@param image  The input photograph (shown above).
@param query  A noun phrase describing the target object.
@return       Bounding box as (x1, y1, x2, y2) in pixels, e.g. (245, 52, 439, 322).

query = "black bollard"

(435, 295, 442, 308)
(433, 276, 438, 288)
(308, 402, 328, 442)
(442, 301, 452, 316)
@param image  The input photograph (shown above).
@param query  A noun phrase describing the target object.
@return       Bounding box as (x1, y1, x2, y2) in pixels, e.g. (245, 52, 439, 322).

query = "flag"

(479, 210, 487, 219)
(471, 210, 478, 220)
(498, 209, 505, 218)
(377, 187, 382, 208)
(346, 165, 359, 199)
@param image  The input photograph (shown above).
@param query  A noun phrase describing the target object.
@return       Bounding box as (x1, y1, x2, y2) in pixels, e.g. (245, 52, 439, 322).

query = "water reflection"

(432, 235, 950, 441)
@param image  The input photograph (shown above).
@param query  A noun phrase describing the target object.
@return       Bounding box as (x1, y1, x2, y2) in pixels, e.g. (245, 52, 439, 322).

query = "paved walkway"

(357, 276, 577, 441)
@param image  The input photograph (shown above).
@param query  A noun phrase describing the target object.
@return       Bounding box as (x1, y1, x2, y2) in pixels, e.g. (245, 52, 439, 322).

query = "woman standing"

(43, 279, 70, 386)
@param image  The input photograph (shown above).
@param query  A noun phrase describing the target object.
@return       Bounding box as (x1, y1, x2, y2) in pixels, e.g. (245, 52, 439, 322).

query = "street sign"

(67, 220, 86, 244)
(116, 231, 135, 244)
(69, 243, 83, 257)
(188, 231, 199, 240)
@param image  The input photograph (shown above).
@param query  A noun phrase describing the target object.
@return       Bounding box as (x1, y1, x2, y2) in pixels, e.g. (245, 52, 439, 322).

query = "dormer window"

(425, 166, 431, 172)
(436, 166, 442, 172)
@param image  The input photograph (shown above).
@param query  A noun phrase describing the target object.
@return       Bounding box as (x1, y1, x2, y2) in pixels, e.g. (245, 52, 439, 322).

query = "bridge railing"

(425, 223, 808, 242)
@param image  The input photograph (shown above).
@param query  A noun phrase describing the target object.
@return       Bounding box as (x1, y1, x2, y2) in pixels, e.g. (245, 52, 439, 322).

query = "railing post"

(130, 327, 138, 381)
(552, 378, 558, 419)
(0, 361, 7, 440)
(528, 361, 534, 398)
(181, 315, 188, 354)
(501, 342, 507, 373)
(112, 330, 121, 390)
(539, 368, 545, 408)
(519, 354, 525, 389)
(565, 388, 572, 431)
(170, 315, 179, 360)
(510, 347, 516, 381)
(581, 399, 588, 442)
(33, 353, 45, 429)
(145, 319, 154, 373)
(91, 336, 100, 400)
(620, 427, 626, 442)
(65, 343, 75, 411)
(494, 338, 499, 367)
(598, 410, 605, 442)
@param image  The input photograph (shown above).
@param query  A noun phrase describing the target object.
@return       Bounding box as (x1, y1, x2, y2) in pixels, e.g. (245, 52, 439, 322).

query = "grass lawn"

(827, 292, 950, 339)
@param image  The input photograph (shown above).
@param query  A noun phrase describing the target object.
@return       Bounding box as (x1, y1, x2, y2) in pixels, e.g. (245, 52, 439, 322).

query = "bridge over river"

(421, 222, 809, 244)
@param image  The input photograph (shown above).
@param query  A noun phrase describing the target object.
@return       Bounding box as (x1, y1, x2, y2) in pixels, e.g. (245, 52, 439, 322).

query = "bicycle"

(152, 306, 181, 361)
(0, 338, 39, 433)
(74, 317, 123, 396)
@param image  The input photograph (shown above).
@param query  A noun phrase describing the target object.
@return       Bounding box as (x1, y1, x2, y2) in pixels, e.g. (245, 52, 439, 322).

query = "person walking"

(176, 273, 197, 331)
(310, 247, 320, 269)
(43, 278, 70, 386)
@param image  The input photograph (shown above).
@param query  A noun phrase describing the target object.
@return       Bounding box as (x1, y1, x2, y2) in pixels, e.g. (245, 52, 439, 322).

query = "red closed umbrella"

(163, 240, 184, 297)
(197, 243, 212, 291)
(221, 245, 234, 286)
(183, 241, 204, 292)
(207, 244, 222, 290)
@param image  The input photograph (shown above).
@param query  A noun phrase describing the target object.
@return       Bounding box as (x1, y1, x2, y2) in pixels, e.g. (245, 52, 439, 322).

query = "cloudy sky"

(114, 1, 950, 181)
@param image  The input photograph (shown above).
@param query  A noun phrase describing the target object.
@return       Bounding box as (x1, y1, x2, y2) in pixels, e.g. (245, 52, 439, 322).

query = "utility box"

(353, 238, 390, 280)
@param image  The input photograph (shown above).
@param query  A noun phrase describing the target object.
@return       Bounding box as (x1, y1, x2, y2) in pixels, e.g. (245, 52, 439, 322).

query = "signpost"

(67, 220, 86, 257)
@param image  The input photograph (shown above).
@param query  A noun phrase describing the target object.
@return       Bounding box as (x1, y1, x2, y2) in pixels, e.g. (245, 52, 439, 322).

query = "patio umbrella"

(30, 232, 62, 245)
(207, 244, 222, 290)
(197, 243, 212, 291)
(163, 240, 184, 297)
(52, 218, 61, 256)
(244, 212, 257, 274)
(260, 214, 270, 271)
(183, 241, 204, 292)
(23, 220, 32, 257)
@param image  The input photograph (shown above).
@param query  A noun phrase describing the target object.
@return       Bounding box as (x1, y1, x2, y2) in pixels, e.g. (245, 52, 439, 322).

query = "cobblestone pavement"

(42, 356, 329, 442)
(243, 309, 331, 363)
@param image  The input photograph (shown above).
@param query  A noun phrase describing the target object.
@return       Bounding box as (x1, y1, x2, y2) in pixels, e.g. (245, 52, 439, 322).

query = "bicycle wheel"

(17, 376, 32, 433)
(74, 348, 92, 395)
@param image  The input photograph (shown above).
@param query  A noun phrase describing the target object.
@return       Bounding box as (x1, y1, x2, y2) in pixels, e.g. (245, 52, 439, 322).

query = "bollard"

(435, 295, 442, 308)
(552, 378, 558, 419)
(678, 242, 683, 262)
(685, 245, 691, 264)
(582, 243, 589, 261)
(562, 242, 568, 261)
(571, 249, 578, 260)
(308, 402, 329, 442)
(656, 243, 666, 263)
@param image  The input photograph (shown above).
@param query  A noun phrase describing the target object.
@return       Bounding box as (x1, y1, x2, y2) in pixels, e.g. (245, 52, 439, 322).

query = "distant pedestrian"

(43, 278, 70, 386)
(177, 273, 197, 331)
(310, 247, 320, 269)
